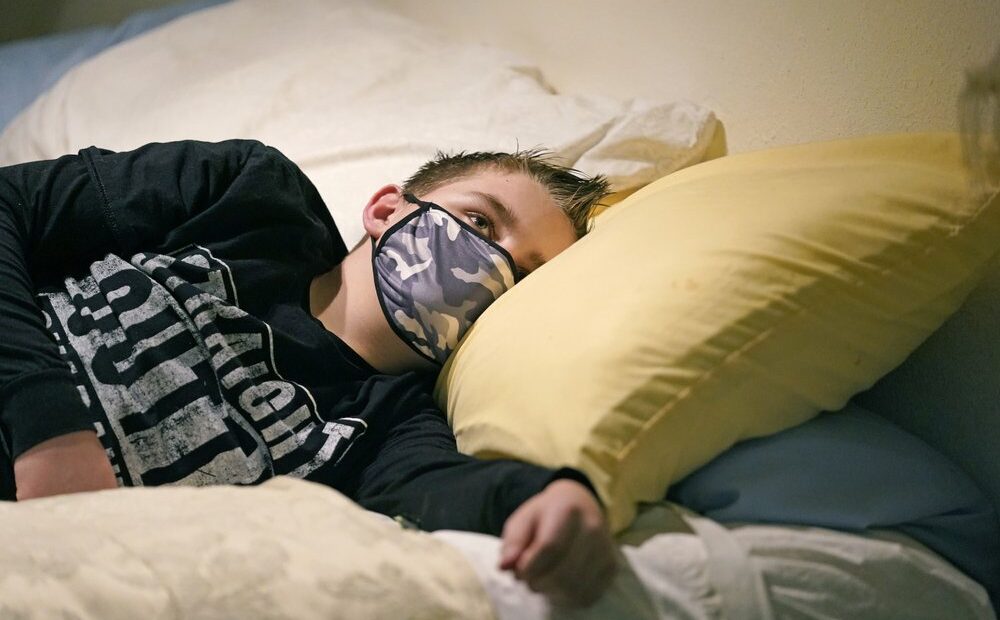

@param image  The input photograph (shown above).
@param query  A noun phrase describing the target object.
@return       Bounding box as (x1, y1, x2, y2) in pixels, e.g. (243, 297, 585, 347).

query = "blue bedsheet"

(668, 402, 1000, 610)
(0, 0, 228, 133)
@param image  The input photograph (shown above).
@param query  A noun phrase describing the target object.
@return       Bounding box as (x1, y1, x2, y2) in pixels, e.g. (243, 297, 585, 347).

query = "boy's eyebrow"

(468, 190, 545, 271)
(470, 191, 517, 228)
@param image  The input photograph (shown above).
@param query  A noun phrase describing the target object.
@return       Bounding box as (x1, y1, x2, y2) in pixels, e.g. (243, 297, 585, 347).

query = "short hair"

(402, 148, 610, 237)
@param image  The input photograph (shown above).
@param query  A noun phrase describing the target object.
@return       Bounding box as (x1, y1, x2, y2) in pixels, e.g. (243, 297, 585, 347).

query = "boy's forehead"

(436, 167, 534, 192)
(429, 169, 552, 219)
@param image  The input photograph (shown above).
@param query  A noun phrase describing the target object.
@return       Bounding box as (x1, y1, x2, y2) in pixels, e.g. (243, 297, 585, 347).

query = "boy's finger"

(517, 508, 580, 581)
(499, 505, 537, 570)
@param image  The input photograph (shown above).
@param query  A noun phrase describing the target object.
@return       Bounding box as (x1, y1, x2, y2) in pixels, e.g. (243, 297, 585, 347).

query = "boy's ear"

(361, 184, 408, 241)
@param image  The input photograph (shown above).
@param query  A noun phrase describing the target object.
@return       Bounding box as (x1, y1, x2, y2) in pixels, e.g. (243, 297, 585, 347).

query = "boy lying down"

(0, 139, 617, 606)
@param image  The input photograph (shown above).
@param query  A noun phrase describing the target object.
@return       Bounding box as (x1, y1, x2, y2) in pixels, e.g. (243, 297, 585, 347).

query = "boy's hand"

(13, 431, 117, 501)
(499, 478, 618, 607)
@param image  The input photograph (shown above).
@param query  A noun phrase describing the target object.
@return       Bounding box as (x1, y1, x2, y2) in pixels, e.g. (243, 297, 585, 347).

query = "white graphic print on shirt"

(36, 245, 364, 488)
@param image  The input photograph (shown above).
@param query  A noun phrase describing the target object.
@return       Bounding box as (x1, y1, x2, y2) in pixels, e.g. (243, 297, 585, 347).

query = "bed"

(0, 1, 997, 618)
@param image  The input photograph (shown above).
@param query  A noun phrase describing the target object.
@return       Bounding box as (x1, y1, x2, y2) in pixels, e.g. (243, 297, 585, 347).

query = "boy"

(0, 139, 616, 606)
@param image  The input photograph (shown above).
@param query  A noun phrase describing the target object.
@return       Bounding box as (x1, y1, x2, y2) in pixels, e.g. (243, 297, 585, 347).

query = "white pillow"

(0, 0, 717, 246)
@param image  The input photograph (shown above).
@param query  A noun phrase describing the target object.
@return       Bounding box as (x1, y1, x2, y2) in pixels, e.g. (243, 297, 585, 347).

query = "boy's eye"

(468, 212, 493, 235)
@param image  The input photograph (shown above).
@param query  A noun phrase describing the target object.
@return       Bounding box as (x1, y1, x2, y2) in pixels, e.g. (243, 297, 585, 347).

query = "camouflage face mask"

(372, 193, 520, 365)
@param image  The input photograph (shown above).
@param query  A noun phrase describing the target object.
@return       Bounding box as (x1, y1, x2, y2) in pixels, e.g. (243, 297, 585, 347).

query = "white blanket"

(0, 0, 717, 246)
(0, 478, 494, 619)
(2, 480, 991, 619)
(436, 504, 996, 620)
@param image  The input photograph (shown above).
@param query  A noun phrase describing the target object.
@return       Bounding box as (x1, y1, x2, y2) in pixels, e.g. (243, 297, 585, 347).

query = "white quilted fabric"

(0, 477, 494, 619)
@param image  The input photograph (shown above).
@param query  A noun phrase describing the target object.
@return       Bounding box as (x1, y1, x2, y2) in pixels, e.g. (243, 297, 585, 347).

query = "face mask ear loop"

(371, 196, 432, 255)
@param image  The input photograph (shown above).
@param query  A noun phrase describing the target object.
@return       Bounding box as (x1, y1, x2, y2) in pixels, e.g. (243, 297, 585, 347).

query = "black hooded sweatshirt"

(0, 138, 588, 534)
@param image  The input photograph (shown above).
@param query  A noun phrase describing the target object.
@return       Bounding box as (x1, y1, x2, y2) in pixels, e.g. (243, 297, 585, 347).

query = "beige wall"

(378, 0, 1000, 153)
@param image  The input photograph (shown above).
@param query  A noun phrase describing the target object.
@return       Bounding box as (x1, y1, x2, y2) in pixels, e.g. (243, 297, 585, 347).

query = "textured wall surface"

(379, 0, 1000, 153)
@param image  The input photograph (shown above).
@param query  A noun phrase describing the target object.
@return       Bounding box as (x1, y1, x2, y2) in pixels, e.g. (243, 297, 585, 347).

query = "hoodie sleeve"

(319, 374, 598, 535)
(0, 139, 341, 460)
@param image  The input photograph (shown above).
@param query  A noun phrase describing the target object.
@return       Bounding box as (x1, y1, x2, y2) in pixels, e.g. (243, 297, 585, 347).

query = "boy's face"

(384, 169, 578, 279)
(358, 168, 579, 369)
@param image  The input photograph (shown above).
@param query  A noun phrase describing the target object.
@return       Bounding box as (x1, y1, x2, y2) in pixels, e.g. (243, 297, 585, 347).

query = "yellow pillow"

(435, 133, 1000, 532)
